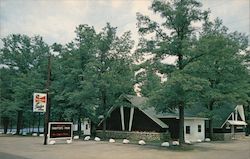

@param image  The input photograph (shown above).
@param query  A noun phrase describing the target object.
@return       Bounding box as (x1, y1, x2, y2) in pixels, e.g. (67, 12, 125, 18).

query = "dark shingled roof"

(211, 103, 236, 128)
(122, 95, 208, 119)
(123, 95, 168, 128)
(110, 95, 239, 129)
(122, 95, 238, 128)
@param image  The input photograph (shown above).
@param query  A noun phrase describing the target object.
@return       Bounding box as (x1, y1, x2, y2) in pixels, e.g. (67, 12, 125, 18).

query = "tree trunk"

(28, 119, 31, 133)
(3, 117, 9, 134)
(91, 124, 96, 137)
(245, 104, 250, 136)
(78, 117, 82, 137)
(32, 113, 35, 133)
(22, 118, 25, 134)
(102, 119, 107, 139)
(177, 43, 184, 146)
(10, 119, 12, 132)
(209, 119, 213, 139)
(101, 88, 107, 139)
(16, 110, 23, 135)
(208, 101, 214, 139)
(179, 104, 185, 145)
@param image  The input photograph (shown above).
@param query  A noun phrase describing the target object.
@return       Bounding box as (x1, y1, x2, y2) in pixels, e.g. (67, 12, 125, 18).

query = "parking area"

(0, 136, 250, 159)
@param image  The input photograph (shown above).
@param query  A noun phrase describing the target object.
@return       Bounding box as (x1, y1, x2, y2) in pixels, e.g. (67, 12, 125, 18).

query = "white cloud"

(111, 0, 123, 8)
(0, 0, 89, 44)
(202, 0, 249, 35)
(131, 0, 152, 15)
(0, 0, 248, 47)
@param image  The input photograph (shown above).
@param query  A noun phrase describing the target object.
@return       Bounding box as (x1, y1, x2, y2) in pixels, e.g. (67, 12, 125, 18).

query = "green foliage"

(149, 71, 209, 112)
(49, 23, 135, 124)
(136, 0, 249, 142)
(0, 34, 49, 133)
(86, 23, 135, 118)
(136, 0, 207, 64)
(136, 0, 208, 109)
(50, 25, 98, 121)
(138, 69, 162, 97)
(187, 19, 250, 109)
(136, 0, 208, 144)
(0, 68, 16, 119)
(1, 0, 248, 138)
(0, 23, 135, 130)
(136, 0, 208, 94)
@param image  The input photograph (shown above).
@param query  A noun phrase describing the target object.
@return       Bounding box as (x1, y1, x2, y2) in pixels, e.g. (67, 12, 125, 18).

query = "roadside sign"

(48, 122, 73, 140)
(33, 93, 47, 112)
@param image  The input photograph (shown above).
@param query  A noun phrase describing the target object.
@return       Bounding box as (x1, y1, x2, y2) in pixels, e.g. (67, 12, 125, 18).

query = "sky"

(0, 0, 249, 47)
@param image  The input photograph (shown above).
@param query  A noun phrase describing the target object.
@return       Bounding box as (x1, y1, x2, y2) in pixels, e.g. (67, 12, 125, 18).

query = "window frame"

(186, 126, 191, 134)
(198, 125, 201, 132)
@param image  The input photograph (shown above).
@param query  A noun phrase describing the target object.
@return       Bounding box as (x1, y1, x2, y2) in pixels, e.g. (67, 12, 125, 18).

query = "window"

(198, 125, 201, 132)
(86, 124, 88, 130)
(186, 126, 190, 134)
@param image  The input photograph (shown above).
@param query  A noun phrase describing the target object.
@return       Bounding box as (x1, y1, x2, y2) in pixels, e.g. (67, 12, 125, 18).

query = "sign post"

(44, 53, 51, 145)
(44, 91, 50, 145)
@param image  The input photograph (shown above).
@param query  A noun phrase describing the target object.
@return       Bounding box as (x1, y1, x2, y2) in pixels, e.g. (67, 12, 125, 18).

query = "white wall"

(83, 118, 91, 135)
(73, 118, 91, 135)
(184, 119, 205, 142)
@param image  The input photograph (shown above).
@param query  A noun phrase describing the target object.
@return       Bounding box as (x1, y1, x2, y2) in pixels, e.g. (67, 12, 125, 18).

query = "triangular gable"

(123, 95, 168, 129)
(237, 105, 245, 121)
(98, 95, 168, 129)
(221, 105, 247, 128)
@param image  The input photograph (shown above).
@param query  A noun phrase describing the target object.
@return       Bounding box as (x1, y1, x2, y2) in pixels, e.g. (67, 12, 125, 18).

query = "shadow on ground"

(0, 152, 31, 159)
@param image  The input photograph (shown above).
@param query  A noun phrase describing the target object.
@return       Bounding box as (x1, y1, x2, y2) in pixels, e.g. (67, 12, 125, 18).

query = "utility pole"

(38, 112, 40, 135)
(44, 53, 51, 145)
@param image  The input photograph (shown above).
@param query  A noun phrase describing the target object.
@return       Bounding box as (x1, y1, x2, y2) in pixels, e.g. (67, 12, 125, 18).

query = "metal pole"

(44, 53, 51, 145)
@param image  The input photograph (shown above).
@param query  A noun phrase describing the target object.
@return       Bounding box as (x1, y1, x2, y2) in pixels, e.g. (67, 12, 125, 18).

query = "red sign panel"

(33, 93, 47, 112)
(49, 122, 73, 139)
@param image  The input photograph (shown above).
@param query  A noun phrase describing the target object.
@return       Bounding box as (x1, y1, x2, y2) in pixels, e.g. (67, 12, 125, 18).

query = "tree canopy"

(0, 0, 249, 142)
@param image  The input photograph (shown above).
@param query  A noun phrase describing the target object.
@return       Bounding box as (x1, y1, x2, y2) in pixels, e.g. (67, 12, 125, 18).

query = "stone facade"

(96, 130, 170, 141)
(213, 132, 246, 141)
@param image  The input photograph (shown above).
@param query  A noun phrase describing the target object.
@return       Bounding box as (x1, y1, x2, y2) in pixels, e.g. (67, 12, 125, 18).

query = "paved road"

(0, 136, 250, 159)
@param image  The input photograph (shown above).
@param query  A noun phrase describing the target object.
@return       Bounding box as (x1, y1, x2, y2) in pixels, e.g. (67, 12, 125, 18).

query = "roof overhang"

(184, 117, 209, 120)
(158, 116, 209, 120)
(139, 109, 169, 129)
(227, 120, 247, 126)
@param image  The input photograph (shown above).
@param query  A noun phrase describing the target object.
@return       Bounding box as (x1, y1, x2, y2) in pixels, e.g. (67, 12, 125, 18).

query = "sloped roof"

(220, 105, 247, 128)
(123, 95, 168, 128)
(117, 95, 243, 128)
(211, 103, 235, 128)
(123, 95, 148, 107)
(124, 95, 207, 119)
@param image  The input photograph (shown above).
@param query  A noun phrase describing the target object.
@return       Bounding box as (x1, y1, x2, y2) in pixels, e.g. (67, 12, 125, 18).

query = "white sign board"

(33, 93, 47, 112)
(48, 122, 73, 141)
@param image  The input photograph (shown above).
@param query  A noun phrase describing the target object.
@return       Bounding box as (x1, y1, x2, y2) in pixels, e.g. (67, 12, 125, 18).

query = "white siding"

(73, 118, 91, 135)
(83, 119, 91, 135)
(184, 119, 205, 142)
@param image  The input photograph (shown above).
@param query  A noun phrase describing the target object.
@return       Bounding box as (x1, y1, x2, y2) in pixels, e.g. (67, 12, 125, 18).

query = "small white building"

(98, 95, 208, 142)
(156, 114, 207, 142)
(184, 117, 207, 142)
(73, 118, 91, 136)
(210, 105, 247, 140)
(83, 118, 91, 135)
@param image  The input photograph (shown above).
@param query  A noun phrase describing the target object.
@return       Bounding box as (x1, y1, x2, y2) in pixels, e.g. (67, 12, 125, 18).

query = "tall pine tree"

(136, 0, 208, 144)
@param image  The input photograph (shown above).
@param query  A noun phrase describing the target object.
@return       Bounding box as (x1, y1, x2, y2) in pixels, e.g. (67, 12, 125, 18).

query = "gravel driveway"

(0, 136, 249, 159)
